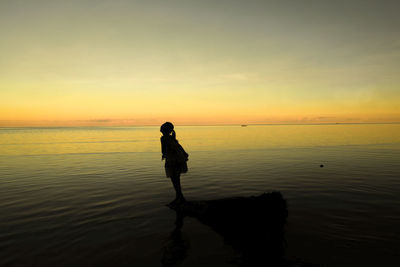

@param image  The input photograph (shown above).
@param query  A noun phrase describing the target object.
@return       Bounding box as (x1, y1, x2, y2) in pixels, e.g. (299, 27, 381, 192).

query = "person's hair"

(160, 122, 174, 136)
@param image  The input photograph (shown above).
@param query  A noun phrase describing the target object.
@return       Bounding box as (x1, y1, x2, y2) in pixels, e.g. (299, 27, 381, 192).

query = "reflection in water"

(162, 211, 189, 267)
(2, 124, 399, 156)
(165, 192, 288, 266)
(1, 125, 399, 266)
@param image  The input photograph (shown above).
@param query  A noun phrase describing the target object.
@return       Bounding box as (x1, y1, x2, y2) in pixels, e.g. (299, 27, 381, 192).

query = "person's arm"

(161, 137, 166, 160)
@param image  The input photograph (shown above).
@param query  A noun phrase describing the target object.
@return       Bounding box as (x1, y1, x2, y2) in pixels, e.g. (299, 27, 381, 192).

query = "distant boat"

(241, 125, 247, 127)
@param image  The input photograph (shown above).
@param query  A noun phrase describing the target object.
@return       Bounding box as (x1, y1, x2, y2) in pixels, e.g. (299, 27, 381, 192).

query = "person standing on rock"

(160, 122, 189, 205)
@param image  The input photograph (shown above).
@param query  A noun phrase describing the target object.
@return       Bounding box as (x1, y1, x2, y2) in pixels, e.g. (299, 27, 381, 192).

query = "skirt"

(165, 162, 188, 178)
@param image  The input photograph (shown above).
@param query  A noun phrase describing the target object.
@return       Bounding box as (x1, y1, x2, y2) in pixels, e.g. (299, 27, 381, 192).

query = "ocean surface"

(0, 124, 399, 266)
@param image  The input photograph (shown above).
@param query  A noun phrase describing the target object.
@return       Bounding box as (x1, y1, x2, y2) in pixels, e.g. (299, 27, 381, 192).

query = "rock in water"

(168, 192, 288, 266)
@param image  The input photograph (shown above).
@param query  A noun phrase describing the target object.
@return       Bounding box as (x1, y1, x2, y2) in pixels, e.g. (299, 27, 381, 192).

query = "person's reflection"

(161, 211, 189, 267)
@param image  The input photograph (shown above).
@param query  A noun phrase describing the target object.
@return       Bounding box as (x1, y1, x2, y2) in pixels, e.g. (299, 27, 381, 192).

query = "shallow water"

(0, 124, 399, 266)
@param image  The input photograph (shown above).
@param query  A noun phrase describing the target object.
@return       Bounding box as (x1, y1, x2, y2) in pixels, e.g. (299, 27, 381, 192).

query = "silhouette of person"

(160, 122, 189, 205)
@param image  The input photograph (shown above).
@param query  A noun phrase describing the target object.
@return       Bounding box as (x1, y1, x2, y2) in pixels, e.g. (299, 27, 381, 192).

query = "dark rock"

(168, 192, 288, 266)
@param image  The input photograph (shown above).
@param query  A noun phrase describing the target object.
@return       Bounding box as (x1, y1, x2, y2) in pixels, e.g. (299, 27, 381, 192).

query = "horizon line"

(1, 122, 400, 128)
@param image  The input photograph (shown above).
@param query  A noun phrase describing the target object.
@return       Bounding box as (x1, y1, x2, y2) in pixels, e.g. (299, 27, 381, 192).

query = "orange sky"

(1, 1, 399, 126)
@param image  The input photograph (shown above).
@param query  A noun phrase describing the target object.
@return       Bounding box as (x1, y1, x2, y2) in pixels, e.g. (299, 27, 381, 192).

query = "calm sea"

(0, 124, 399, 266)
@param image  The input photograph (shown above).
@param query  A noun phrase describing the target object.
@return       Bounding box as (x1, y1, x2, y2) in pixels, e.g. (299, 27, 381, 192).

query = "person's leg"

(171, 173, 185, 201)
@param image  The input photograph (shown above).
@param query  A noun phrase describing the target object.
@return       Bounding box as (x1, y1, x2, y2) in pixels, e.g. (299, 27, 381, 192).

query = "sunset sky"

(1, 0, 399, 126)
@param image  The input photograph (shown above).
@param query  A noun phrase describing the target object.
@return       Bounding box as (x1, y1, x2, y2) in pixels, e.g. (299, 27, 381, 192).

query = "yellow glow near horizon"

(1, 1, 399, 126)
(2, 124, 400, 156)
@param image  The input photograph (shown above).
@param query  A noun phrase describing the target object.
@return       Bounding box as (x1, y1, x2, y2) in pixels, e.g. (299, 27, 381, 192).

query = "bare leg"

(170, 174, 185, 201)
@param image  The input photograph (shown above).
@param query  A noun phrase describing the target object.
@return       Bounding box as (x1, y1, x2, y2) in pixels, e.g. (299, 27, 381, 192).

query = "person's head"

(160, 122, 174, 136)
